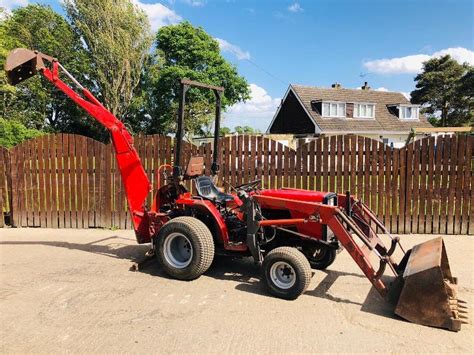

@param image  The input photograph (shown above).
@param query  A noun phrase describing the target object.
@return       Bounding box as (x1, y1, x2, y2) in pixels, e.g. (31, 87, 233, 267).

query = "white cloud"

(132, 0, 182, 31)
(364, 47, 474, 74)
(216, 38, 250, 60)
(364, 54, 432, 74)
(182, 0, 206, 7)
(433, 47, 474, 64)
(375, 87, 388, 92)
(0, 0, 28, 11)
(224, 84, 280, 131)
(288, 2, 303, 13)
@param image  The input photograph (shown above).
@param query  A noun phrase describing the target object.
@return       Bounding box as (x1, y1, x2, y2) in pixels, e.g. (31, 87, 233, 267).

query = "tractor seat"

(194, 176, 234, 204)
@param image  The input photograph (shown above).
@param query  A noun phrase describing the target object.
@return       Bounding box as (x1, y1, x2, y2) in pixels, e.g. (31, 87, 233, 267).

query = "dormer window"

(399, 105, 420, 120)
(322, 101, 346, 118)
(387, 104, 420, 120)
(354, 103, 375, 119)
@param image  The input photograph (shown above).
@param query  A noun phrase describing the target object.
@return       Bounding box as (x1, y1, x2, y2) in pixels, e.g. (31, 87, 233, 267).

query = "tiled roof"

(291, 85, 433, 132)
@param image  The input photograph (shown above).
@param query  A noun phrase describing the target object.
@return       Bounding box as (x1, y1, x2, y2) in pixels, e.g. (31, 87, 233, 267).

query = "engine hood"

(257, 188, 332, 203)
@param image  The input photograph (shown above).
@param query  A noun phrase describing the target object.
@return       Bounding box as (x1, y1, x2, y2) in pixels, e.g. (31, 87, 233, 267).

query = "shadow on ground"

(0, 237, 397, 320)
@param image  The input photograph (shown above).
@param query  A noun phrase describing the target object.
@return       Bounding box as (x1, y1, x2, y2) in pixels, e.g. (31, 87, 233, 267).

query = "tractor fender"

(175, 198, 246, 251)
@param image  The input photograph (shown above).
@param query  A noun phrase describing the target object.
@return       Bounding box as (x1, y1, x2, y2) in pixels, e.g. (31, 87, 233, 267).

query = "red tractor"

(5, 48, 466, 331)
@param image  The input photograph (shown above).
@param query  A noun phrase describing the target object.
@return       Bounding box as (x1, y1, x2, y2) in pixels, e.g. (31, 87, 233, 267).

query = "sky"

(1, 0, 473, 131)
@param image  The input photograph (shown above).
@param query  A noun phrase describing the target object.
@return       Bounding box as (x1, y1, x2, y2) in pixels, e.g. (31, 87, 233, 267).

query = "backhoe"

(5, 48, 466, 331)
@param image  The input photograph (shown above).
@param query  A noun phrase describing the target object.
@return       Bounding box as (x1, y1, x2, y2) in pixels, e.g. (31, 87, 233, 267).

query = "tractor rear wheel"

(156, 216, 214, 280)
(305, 245, 337, 270)
(262, 247, 312, 300)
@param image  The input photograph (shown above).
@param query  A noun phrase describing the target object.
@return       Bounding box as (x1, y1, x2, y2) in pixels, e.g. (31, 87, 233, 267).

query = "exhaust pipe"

(5, 48, 54, 85)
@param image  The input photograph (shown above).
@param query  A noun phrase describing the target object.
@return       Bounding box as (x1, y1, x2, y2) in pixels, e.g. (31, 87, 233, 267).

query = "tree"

(219, 126, 232, 136)
(411, 55, 473, 127)
(0, 118, 43, 148)
(234, 125, 260, 134)
(64, 0, 153, 124)
(143, 21, 250, 136)
(0, 4, 91, 133)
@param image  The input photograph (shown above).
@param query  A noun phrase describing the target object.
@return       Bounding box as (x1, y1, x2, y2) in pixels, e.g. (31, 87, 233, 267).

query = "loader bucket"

(394, 237, 463, 331)
(4, 48, 52, 85)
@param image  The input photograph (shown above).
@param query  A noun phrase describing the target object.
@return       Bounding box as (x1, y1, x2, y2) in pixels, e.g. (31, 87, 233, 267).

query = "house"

(267, 82, 433, 148)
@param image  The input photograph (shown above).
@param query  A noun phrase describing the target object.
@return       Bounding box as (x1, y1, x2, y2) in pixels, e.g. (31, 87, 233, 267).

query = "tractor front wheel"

(262, 247, 312, 300)
(156, 216, 214, 280)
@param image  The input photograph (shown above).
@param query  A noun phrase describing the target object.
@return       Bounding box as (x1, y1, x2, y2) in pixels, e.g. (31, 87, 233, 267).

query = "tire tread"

(263, 247, 312, 300)
(157, 216, 214, 280)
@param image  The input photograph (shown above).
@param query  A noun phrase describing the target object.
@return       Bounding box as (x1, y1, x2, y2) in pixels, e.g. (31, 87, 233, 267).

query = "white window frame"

(321, 101, 346, 118)
(399, 104, 420, 120)
(354, 102, 376, 119)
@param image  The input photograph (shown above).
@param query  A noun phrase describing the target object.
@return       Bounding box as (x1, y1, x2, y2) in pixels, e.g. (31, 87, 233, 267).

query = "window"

(322, 101, 346, 118)
(354, 103, 375, 119)
(400, 105, 419, 120)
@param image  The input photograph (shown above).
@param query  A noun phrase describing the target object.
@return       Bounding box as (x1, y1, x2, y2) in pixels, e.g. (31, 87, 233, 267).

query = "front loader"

(5, 48, 467, 331)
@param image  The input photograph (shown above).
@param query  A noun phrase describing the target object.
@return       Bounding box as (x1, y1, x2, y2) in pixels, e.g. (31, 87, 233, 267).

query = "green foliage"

(219, 126, 261, 135)
(0, 118, 43, 147)
(64, 0, 153, 121)
(1, 6, 250, 141)
(234, 125, 260, 134)
(0, 4, 97, 136)
(219, 126, 232, 136)
(142, 21, 250, 136)
(411, 55, 473, 127)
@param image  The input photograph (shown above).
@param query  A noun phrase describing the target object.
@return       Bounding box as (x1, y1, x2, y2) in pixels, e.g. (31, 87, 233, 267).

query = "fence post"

(0, 148, 12, 227)
(8, 148, 13, 227)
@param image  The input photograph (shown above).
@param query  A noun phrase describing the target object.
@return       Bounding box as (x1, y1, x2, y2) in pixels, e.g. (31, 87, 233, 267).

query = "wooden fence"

(0, 133, 472, 234)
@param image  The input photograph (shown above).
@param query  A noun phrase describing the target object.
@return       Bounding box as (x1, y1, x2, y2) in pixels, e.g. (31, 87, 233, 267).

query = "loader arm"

(252, 193, 465, 331)
(5, 49, 151, 242)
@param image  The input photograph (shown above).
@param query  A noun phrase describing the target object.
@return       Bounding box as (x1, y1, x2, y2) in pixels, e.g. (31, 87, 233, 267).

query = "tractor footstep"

(129, 249, 155, 272)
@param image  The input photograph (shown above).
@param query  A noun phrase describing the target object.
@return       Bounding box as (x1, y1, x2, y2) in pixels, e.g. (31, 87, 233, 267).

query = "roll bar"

(174, 79, 224, 179)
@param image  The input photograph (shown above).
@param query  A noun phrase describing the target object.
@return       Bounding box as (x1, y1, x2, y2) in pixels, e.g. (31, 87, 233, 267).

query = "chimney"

(361, 81, 371, 90)
(331, 82, 341, 89)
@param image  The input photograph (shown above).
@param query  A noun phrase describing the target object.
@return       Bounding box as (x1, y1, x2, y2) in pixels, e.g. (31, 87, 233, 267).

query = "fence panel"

(0, 147, 11, 227)
(461, 137, 472, 234)
(1, 134, 472, 234)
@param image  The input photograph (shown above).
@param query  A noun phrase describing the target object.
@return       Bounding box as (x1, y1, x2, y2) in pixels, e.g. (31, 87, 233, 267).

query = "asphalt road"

(0, 229, 472, 353)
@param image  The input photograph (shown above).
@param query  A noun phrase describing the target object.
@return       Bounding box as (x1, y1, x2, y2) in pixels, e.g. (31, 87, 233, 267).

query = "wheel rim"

(309, 247, 326, 262)
(269, 261, 296, 289)
(163, 233, 193, 269)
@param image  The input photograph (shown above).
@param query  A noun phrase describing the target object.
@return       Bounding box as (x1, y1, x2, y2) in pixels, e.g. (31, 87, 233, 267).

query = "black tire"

(262, 247, 312, 300)
(155, 216, 214, 280)
(305, 245, 336, 270)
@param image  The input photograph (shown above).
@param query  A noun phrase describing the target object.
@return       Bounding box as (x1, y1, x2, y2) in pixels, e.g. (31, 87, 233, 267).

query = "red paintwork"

(174, 196, 246, 251)
(256, 188, 332, 239)
(41, 66, 152, 242)
(258, 188, 327, 202)
(259, 218, 307, 227)
(253, 193, 388, 295)
(31, 53, 399, 298)
(327, 216, 387, 295)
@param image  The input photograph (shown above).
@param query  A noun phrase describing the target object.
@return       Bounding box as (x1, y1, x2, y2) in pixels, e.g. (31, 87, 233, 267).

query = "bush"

(0, 118, 44, 147)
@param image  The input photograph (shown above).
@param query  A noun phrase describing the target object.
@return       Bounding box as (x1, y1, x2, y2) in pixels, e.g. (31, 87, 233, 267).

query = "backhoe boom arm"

(5, 49, 151, 241)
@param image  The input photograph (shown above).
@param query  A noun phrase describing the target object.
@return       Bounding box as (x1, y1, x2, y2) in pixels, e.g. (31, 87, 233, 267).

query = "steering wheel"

(235, 179, 261, 191)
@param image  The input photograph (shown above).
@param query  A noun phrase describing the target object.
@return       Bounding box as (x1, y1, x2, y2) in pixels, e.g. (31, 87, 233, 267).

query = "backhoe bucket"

(5, 48, 53, 85)
(394, 237, 463, 331)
